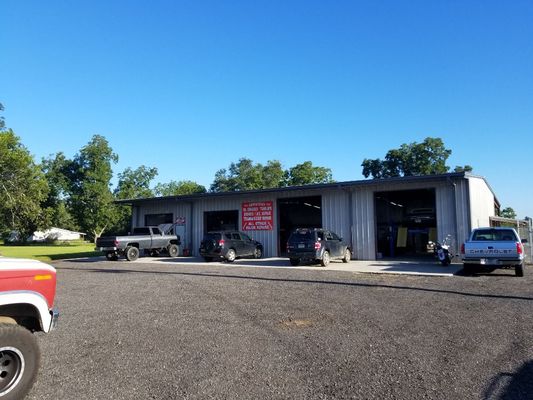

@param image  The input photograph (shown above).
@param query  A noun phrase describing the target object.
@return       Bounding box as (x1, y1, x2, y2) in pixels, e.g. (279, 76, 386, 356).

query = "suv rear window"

(289, 230, 315, 241)
(203, 233, 222, 241)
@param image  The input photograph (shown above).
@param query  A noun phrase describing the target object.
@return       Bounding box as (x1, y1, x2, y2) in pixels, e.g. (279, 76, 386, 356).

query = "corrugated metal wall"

(129, 175, 488, 261)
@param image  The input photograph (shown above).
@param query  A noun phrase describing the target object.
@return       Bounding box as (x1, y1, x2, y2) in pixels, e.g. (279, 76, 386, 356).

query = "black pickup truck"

(96, 226, 181, 261)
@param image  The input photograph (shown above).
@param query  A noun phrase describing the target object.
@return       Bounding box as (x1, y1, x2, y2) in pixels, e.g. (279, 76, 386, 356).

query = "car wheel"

(254, 247, 262, 259)
(203, 257, 213, 262)
(320, 251, 330, 267)
(125, 246, 139, 262)
(0, 324, 40, 400)
(105, 252, 118, 261)
(515, 264, 524, 277)
(342, 249, 351, 263)
(289, 258, 300, 266)
(225, 249, 236, 263)
(167, 244, 179, 258)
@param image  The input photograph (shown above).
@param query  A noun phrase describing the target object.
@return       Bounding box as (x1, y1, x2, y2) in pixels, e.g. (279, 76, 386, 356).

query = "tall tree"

(210, 158, 269, 192)
(114, 166, 158, 200)
(154, 180, 206, 196)
(285, 161, 334, 186)
(0, 129, 49, 239)
(67, 135, 118, 242)
(41, 152, 78, 230)
(362, 137, 453, 179)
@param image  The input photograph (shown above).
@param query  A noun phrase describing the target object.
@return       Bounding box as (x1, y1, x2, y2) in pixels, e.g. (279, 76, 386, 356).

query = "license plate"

(298, 244, 305, 248)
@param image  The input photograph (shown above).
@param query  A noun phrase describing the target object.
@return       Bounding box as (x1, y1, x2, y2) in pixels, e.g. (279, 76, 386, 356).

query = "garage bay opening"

(278, 196, 322, 256)
(374, 189, 436, 259)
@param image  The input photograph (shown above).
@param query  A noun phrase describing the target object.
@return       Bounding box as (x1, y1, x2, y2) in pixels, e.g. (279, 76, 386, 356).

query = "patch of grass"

(0, 242, 102, 262)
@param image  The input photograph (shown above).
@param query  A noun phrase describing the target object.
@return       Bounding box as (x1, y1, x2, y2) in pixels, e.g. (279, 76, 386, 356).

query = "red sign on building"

(242, 201, 273, 231)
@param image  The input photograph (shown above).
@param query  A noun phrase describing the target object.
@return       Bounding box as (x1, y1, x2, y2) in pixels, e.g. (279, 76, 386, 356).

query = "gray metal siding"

(351, 188, 376, 260)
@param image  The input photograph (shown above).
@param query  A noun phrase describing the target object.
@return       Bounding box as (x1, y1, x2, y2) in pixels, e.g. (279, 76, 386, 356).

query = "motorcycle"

(434, 235, 453, 266)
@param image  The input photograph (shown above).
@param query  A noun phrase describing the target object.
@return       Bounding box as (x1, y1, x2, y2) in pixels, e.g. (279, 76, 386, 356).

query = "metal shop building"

(118, 172, 500, 260)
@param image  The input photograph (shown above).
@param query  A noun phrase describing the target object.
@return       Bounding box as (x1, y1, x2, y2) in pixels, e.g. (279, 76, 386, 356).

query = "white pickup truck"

(461, 227, 527, 276)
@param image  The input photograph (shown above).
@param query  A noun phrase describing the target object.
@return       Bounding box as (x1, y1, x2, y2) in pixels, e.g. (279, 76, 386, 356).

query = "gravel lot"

(27, 258, 532, 400)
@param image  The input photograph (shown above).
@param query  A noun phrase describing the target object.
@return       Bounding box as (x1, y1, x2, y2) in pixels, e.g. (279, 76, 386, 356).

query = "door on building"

(278, 196, 322, 256)
(374, 189, 436, 259)
(204, 210, 239, 232)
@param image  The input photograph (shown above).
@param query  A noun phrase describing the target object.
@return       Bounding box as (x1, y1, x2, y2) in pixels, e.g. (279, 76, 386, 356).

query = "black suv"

(286, 228, 351, 266)
(199, 231, 263, 262)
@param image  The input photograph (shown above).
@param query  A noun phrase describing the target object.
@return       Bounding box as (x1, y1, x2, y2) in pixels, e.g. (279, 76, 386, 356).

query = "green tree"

(114, 166, 158, 200)
(0, 129, 50, 239)
(41, 152, 78, 230)
(211, 158, 270, 192)
(262, 160, 286, 189)
(362, 137, 452, 179)
(154, 180, 206, 196)
(67, 135, 118, 242)
(500, 207, 517, 219)
(285, 161, 334, 186)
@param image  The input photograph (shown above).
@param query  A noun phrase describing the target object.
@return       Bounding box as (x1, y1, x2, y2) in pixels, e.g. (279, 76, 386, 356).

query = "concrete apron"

(145, 257, 462, 277)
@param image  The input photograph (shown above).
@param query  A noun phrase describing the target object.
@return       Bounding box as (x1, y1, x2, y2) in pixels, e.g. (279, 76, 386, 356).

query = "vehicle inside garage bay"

(120, 172, 500, 261)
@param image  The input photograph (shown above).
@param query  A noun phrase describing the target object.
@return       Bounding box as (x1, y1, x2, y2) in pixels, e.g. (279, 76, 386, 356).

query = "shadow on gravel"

(483, 359, 533, 400)
(56, 266, 533, 302)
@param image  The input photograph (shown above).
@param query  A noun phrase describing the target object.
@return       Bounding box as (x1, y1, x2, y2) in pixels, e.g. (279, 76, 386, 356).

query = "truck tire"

(515, 264, 524, 277)
(0, 324, 40, 400)
(125, 246, 139, 262)
(167, 244, 179, 258)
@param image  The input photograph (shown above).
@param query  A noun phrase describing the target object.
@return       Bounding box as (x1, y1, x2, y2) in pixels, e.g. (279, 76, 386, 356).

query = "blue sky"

(2, 0, 532, 218)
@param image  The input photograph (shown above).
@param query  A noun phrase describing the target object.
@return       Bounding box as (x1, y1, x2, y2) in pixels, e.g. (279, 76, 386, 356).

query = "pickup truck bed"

(461, 227, 526, 276)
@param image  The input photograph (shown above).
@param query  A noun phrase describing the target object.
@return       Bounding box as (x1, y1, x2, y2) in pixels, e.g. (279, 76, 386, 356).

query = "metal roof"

(115, 171, 497, 205)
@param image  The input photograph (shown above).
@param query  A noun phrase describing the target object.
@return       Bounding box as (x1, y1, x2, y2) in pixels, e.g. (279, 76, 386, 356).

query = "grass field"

(0, 241, 102, 262)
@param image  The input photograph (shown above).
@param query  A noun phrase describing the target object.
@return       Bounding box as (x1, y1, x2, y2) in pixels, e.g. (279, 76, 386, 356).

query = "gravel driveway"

(27, 259, 532, 400)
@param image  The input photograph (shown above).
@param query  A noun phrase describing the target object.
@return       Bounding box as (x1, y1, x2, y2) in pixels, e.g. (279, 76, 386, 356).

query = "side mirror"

(521, 238, 528, 244)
